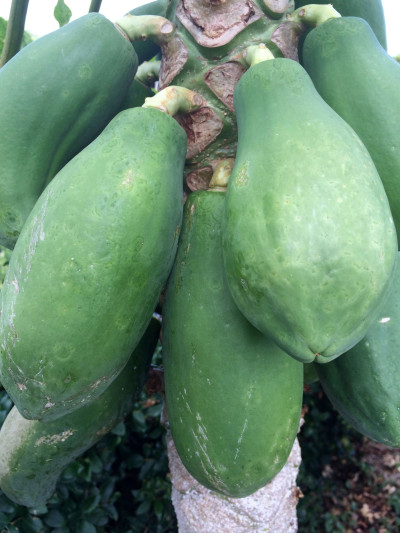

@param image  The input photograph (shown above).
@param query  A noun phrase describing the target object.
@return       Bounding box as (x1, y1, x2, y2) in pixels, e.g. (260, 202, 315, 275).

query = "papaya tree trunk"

(166, 432, 302, 533)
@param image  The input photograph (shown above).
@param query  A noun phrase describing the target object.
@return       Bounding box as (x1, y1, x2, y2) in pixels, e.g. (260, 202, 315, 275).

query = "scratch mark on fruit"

(35, 429, 75, 446)
(234, 418, 248, 461)
(26, 189, 51, 274)
(11, 278, 19, 293)
(122, 169, 134, 187)
(380, 317, 390, 323)
(17, 382, 27, 391)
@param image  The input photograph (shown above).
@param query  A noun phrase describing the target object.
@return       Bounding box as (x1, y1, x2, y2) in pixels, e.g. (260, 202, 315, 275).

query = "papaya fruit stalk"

(0, 0, 29, 67)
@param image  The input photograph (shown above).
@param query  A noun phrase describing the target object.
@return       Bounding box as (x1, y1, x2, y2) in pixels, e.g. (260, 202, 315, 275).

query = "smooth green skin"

(127, 0, 169, 63)
(163, 190, 303, 498)
(317, 253, 400, 447)
(223, 59, 397, 364)
(0, 317, 160, 508)
(0, 13, 138, 250)
(0, 107, 186, 422)
(303, 17, 400, 241)
(295, 0, 387, 49)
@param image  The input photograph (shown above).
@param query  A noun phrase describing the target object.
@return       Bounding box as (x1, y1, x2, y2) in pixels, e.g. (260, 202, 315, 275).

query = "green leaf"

(53, 0, 72, 27)
(81, 493, 100, 514)
(136, 500, 151, 515)
(20, 516, 44, 533)
(44, 509, 66, 527)
(77, 520, 97, 533)
(111, 422, 126, 437)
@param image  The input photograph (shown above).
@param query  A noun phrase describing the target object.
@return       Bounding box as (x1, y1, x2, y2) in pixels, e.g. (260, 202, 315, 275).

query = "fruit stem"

(209, 159, 235, 190)
(287, 4, 341, 27)
(0, 0, 29, 67)
(135, 60, 161, 86)
(142, 86, 203, 117)
(88, 0, 102, 13)
(242, 44, 275, 68)
(115, 15, 175, 45)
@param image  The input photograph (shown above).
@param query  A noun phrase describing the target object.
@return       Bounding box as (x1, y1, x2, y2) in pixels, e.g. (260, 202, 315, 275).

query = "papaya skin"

(317, 253, 400, 447)
(163, 190, 303, 498)
(295, 0, 387, 49)
(222, 58, 397, 364)
(0, 317, 160, 508)
(0, 107, 186, 422)
(303, 17, 400, 241)
(0, 13, 138, 249)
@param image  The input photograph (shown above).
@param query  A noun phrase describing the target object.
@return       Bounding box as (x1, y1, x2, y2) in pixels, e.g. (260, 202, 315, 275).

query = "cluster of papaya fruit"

(0, 0, 399, 510)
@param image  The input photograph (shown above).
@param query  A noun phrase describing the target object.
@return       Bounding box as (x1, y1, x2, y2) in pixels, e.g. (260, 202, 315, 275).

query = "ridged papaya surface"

(316, 253, 400, 447)
(0, 317, 160, 508)
(295, 0, 387, 49)
(163, 189, 303, 498)
(0, 107, 186, 422)
(303, 17, 400, 240)
(0, 13, 138, 249)
(222, 58, 397, 364)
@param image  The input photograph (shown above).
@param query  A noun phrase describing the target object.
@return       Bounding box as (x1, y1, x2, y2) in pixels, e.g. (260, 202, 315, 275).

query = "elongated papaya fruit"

(0, 13, 138, 250)
(0, 107, 186, 422)
(222, 58, 397, 364)
(316, 253, 400, 447)
(0, 316, 160, 508)
(162, 188, 303, 498)
(295, 0, 387, 49)
(303, 17, 400, 239)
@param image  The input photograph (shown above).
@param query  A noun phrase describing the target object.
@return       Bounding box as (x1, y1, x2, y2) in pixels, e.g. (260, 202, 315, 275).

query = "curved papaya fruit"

(0, 13, 138, 249)
(0, 107, 186, 422)
(0, 316, 160, 508)
(316, 253, 400, 447)
(295, 0, 387, 49)
(163, 188, 303, 498)
(222, 58, 397, 364)
(303, 16, 400, 240)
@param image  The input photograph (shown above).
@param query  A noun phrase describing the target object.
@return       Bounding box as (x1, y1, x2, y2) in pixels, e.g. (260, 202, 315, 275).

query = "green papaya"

(295, 0, 387, 49)
(0, 316, 160, 508)
(222, 58, 397, 364)
(127, 0, 169, 63)
(0, 107, 186, 422)
(303, 17, 400, 239)
(316, 253, 400, 447)
(0, 13, 138, 249)
(162, 188, 303, 498)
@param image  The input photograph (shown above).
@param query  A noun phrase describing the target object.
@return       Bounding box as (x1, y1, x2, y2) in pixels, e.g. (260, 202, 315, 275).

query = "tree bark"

(166, 431, 302, 533)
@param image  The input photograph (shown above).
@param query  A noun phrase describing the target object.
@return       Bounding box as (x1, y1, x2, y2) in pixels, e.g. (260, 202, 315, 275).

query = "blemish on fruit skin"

(35, 429, 75, 446)
(11, 278, 19, 293)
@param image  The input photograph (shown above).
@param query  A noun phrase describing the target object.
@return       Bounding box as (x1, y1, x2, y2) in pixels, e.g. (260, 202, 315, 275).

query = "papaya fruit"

(295, 0, 387, 49)
(0, 13, 138, 249)
(222, 58, 397, 364)
(316, 253, 400, 447)
(302, 16, 400, 240)
(162, 188, 303, 498)
(0, 106, 186, 422)
(0, 316, 160, 508)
